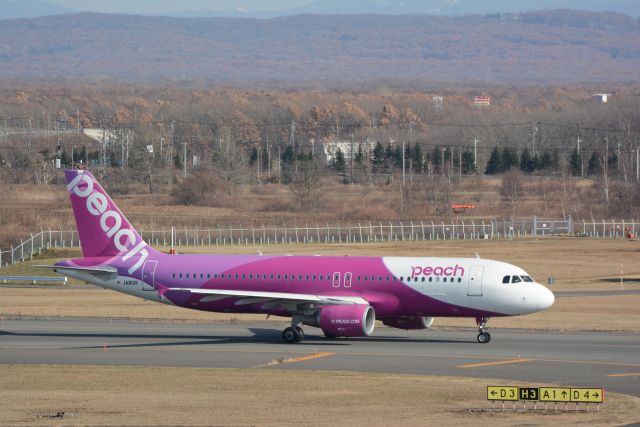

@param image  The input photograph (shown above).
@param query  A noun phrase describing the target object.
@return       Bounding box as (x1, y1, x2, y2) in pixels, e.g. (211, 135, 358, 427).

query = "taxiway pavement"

(1, 318, 638, 397)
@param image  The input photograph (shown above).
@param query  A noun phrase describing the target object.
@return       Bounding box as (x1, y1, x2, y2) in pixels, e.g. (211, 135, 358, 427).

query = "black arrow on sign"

(491, 390, 497, 396)
(561, 391, 567, 398)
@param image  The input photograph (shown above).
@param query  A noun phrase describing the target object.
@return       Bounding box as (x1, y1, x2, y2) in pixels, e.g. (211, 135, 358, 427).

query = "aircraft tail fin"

(64, 169, 158, 266)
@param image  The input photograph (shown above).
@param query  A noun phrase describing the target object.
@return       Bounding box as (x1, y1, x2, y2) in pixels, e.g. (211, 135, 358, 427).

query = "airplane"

(42, 169, 554, 344)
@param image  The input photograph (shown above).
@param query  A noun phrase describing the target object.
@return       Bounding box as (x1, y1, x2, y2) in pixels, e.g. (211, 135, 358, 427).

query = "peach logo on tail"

(67, 172, 148, 275)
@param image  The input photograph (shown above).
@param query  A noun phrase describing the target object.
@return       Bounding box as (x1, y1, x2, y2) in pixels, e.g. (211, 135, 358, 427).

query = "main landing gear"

(476, 316, 491, 344)
(282, 315, 305, 343)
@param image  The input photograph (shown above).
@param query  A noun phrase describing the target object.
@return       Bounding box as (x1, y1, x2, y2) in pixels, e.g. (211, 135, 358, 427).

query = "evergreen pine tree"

(354, 144, 364, 165)
(373, 142, 385, 167)
(568, 148, 581, 176)
(412, 143, 423, 174)
(485, 146, 501, 175)
(519, 148, 535, 172)
(551, 148, 560, 172)
(539, 150, 552, 170)
(587, 151, 600, 176)
(432, 145, 443, 174)
(332, 148, 346, 172)
(249, 147, 258, 166)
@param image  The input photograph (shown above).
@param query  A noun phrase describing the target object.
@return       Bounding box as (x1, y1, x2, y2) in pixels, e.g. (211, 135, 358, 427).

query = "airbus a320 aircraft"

(44, 170, 554, 344)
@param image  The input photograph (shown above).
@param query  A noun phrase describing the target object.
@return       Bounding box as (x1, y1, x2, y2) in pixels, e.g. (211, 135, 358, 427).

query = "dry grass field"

(1, 238, 639, 331)
(1, 365, 637, 427)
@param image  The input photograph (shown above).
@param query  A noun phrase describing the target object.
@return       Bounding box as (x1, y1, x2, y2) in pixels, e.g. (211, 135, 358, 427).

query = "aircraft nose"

(536, 284, 555, 310)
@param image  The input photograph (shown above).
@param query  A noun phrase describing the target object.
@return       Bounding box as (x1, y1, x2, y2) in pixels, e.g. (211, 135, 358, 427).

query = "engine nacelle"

(314, 304, 376, 337)
(382, 316, 434, 330)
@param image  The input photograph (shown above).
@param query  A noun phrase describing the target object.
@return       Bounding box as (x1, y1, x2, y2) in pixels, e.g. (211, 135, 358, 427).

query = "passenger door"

(467, 265, 484, 296)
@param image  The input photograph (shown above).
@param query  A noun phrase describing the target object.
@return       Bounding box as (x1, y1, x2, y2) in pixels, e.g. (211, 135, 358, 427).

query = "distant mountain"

(0, 11, 639, 83)
(294, 0, 640, 17)
(0, 0, 73, 20)
(2, 0, 640, 20)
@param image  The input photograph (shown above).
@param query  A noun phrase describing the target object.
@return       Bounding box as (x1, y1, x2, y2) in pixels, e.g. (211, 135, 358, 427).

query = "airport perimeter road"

(1, 319, 638, 397)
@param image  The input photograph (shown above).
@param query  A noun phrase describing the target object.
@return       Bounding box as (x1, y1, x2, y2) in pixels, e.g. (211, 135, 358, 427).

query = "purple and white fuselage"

(51, 170, 554, 344)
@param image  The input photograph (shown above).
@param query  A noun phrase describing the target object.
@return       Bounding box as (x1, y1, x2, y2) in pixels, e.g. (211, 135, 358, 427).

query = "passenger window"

(207, 274, 211, 279)
(312, 275, 316, 280)
(172, 273, 175, 278)
(277, 275, 281, 279)
(186, 274, 190, 278)
(502, 275, 510, 284)
(179, 273, 183, 278)
(429, 277, 433, 282)
(214, 274, 218, 278)
(512, 276, 522, 283)
(400, 276, 404, 281)
(357, 276, 361, 281)
(235, 274, 239, 279)
(364, 276, 368, 281)
(421, 277, 425, 282)
(458, 278, 461, 283)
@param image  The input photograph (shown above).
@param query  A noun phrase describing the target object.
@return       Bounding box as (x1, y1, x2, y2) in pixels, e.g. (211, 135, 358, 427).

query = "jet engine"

(303, 304, 376, 337)
(382, 316, 434, 330)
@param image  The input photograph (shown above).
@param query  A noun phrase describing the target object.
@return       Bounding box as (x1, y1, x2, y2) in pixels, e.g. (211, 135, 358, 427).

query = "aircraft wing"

(168, 287, 368, 310)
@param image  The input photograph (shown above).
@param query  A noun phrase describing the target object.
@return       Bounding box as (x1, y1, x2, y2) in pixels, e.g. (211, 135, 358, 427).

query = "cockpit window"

(521, 275, 534, 282)
(511, 275, 522, 283)
(502, 276, 510, 284)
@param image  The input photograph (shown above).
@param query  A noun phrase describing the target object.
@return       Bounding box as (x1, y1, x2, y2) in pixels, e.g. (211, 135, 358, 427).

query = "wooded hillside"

(0, 10, 639, 82)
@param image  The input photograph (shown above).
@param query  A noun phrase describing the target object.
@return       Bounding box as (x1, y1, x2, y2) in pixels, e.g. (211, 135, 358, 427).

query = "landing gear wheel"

(477, 332, 491, 344)
(282, 327, 298, 344)
(294, 326, 304, 343)
(475, 316, 491, 344)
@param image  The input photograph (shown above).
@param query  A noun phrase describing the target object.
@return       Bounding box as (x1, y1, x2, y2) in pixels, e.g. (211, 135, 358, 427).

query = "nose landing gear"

(476, 316, 491, 343)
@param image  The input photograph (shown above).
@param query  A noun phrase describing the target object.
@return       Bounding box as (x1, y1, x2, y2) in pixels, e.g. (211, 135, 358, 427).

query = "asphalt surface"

(1, 318, 638, 397)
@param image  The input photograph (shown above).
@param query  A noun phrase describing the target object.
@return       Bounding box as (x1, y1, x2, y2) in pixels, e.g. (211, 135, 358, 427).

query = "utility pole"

(409, 122, 413, 182)
(473, 138, 478, 174)
(290, 120, 296, 153)
(532, 123, 537, 157)
(636, 147, 639, 183)
(402, 140, 406, 184)
(170, 121, 175, 169)
(27, 118, 32, 158)
(350, 133, 354, 185)
(577, 130, 583, 176)
(442, 147, 446, 176)
(183, 142, 187, 178)
(459, 146, 462, 179)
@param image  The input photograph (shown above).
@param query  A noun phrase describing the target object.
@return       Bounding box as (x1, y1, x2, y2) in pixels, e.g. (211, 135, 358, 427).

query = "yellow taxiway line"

(607, 372, 640, 377)
(284, 352, 336, 364)
(457, 358, 533, 368)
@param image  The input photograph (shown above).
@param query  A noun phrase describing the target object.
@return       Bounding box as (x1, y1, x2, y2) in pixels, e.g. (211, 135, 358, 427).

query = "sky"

(48, 0, 314, 13)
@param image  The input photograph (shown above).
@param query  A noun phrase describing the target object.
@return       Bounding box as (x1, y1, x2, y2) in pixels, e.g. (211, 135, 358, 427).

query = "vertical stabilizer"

(64, 170, 158, 273)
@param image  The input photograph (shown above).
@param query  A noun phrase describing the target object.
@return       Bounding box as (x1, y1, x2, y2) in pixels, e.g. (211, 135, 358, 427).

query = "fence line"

(1, 218, 637, 268)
